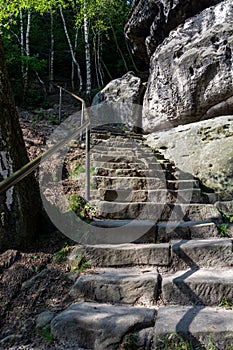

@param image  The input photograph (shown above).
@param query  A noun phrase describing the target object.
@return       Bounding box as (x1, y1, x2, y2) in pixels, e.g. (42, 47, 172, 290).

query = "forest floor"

(0, 101, 87, 349)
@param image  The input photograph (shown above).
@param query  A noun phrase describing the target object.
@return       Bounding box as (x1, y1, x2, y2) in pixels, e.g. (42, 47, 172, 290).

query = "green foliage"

(69, 164, 85, 180)
(218, 223, 230, 238)
(221, 211, 233, 223)
(67, 193, 83, 212)
(0, 0, 145, 104)
(218, 296, 233, 310)
(71, 254, 89, 272)
(52, 243, 70, 263)
(68, 194, 97, 220)
(123, 333, 139, 350)
(39, 325, 53, 343)
(156, 333, 193, 350)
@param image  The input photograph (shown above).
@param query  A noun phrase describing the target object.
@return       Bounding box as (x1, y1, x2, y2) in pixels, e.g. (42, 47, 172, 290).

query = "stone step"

(96, 188, 201, 203)
(95, 167, 166, 178)
(51, 302, 155, 350)
(92, 148, 165, 160)
(70, 268, 159, 306)
(91, 153, 156, 163)
(167, 179, 199, 190)
(91, 219, 156, 243)
(92, 145, 153, 153)
(94, 139, 143, 148)
(94, 201, 221, 221)
(75, 243, 170, 267)
(157, 220, 219, 242)
(162, 268, 233, 306)
(92, 161, 163, 170)
(171, 238, 233, 270)
(91, 147, 154, 156)
(154, 306, 233, 349)
(93, 176, 166, 190)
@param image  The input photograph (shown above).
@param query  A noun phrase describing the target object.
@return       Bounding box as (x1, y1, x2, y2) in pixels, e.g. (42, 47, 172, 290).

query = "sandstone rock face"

(91, 72, 144, 129)
(125, 0, 222, 61)
(145, 116, 233, 199)
(142, 1, 233, 132)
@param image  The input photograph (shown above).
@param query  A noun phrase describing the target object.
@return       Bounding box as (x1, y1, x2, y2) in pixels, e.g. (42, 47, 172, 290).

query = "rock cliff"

(125, 0, 222, 61)
(141, 0, 233, 131)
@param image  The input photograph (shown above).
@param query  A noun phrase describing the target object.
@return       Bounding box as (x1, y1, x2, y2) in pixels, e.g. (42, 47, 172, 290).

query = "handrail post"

(58, 87, 62, 123)
(85, 126, 90, 201)
(80, 103, 84, 142)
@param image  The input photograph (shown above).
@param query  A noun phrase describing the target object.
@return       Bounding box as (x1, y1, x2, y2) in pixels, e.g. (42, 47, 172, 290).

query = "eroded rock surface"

(142, 0, 233, 131)
(125, 0, 222, 61)
(91, 72, 145, 130)
(145, 115, 233, 199)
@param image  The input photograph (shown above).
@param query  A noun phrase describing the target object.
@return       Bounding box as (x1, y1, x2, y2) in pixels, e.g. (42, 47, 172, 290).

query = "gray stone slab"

(93, 176, 166, 190)
(92, 161, 162, 170)
(95, 201, 221, 222)
(154, 306, 233, 349)
(91, 153, 155, 163)
(95, 168, 165, 178)
(157, 221, 218, 242)
(167, 179, 199, 190)
(97, 188, 200, 204)
(70, 268, 158, 305)
(162, 269, 233, 306)
(95, 201, 167, 220)
(91, 219, 156, 243)
(163, 203, 222, 222)
(171, 239, 233, 270)
(80, 243, 170, 267)
(51, 302, 155, 350)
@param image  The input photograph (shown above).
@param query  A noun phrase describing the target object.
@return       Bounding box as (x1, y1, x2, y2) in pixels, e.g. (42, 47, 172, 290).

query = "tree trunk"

(0, 37, 41, 251)
(59, 7, 83, 91)
(49, 11, 55, 92)
(84, 0, 91, 95)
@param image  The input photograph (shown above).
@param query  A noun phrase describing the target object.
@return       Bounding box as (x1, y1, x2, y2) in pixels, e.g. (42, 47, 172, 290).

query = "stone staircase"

(50, 129, 233, 350)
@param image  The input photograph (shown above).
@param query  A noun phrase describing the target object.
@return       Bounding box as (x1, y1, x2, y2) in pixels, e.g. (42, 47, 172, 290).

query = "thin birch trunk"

(97, 33, 104, 86)
(49, 11, 55, 92)
(59, 7, 83, 91)
(23, 10, 31, 103)
(71, 26, 79, 91)
(84, 0, 91, 95)
(19, 10, 24, 81)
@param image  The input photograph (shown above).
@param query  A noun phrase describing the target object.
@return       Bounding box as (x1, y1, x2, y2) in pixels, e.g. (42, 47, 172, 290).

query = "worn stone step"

(93, 149, 166, 161)
(70, 268, 159, 306)
(157, 220, 219, 242)
(171, 238, 233, 270)
(167, 179, 199, 190)
(95, 167, 166, 178)
(95, 139, 143, 148)
(91, 153, 156, 163)
(91, 219, 156, 243)
(93, 176, 166, 190)
(92, 145, 153, 153)
(96, 188, 201, 203)
(162, 268, 233, 306)
(92, 161, 163, 170)
(154, 306, 233, 349)
(51, 302, 155, 350)
(91, 147, 154, 156)
(75, 243, 170, 267)
(94, 201, 221, 221)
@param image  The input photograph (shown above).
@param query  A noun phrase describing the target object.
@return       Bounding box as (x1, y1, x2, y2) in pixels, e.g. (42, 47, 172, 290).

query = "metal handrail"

(0, 86, 91, 200)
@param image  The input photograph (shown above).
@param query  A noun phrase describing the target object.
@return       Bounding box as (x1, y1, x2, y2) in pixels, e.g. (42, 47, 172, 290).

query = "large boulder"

(142, 0, 233, 132)
(125, 0, 222, 61)
(145, 115, 233, 200)
(91, 72, 145, 130)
